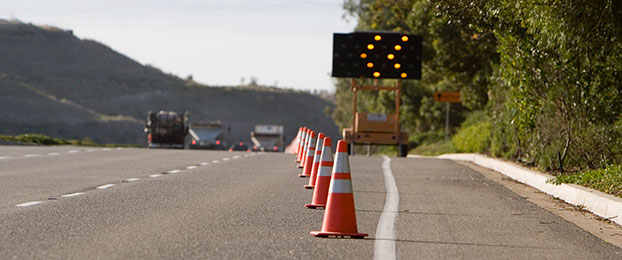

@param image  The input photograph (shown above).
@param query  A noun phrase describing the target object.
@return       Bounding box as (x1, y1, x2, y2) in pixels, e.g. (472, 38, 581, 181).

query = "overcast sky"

(2, 0, 354, 92)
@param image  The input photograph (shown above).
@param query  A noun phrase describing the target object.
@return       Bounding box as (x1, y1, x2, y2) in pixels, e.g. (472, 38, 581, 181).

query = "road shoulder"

(460, 161, 622, 248)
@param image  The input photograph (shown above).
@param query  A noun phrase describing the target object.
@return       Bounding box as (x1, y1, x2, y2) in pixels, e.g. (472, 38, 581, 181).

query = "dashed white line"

(23, 154, 41, 158)
(212, 160, 220, 163)
(68, 150, 80, 153)
(167, 170, 182, 174)
(102, 148, 113, 151)
(186, 165, 198, 169)
(16, 201, 43, 207)
(222, 158, 231, 161)
(61, 192, 84, 198)
(149, 174, 163, 178)
(375, 156, 399, 260)
(96, 184, 116, 190)
(0, 156, 11, 159)
(199, 162, 210, 166)
(232, 155, 241, 159)
(125, 178, 140, 182)
(46, 152, 60, 156)
(86, 149, 97, 152)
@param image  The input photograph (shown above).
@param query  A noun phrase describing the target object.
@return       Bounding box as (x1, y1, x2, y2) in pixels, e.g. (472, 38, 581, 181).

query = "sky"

(2, 0, 355, 92)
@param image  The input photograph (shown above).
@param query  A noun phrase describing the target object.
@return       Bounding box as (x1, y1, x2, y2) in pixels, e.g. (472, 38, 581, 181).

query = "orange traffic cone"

(305, 137, 333, 208)
(297, 128, 310, 168)
(293, 127, 303, 156)
(304, 132, 325, 188)
(310, 140, 368, 238)
(299, 131, 316, 177)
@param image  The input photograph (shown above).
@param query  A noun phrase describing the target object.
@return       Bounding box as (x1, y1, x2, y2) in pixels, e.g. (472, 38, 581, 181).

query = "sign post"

(433, 92, 461, 140)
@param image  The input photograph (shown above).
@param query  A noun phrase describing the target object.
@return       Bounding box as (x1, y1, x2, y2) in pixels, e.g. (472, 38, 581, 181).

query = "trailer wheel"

(398, 144, 409, 157)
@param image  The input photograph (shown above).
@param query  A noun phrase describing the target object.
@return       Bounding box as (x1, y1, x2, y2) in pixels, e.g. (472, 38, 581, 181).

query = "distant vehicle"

(250, 125, 284, 152)
(229, 142, 249, 152)
(145, 111, 187, 149)
(188, 121, 226, 150)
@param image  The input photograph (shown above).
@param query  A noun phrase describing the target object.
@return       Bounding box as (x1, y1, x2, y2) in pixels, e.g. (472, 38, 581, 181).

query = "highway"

(1, 145, 622, 259)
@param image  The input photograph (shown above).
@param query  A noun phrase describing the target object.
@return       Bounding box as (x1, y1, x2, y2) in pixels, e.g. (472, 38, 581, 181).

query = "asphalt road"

(1, 145, 621, 259)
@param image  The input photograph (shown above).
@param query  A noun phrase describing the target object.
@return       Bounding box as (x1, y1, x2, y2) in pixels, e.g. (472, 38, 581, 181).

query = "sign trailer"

(332, 31, 422, 157)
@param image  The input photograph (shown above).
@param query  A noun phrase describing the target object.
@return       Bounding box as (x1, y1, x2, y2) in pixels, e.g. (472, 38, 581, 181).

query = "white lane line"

(46, 152, 60, 156)
(186, 165, 198, 169)
(102, 148, 113, 151)
(212, 160, 220, 163)
(61, 192, 84, 198)
(222, 158, 231, 161)
(149, 174, 163, 178)
(68, 150, 80, 153)
(125, 178, 140, 182)
(23, 154, 41, 157)
(232, 155, 241, 159)
(0, 156, 11, 159)
(199, 162, 210, 166)
(167, 169, 182, 174)
(16, 201, 43, 207)
(375, 156, 399, 260)
(96, 184, 116, 189)
(243, 154, 251, 157)
(86, 149, 97, 152)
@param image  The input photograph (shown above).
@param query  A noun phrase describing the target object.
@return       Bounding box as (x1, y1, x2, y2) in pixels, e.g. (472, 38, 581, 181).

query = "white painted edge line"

(375, 156, 399, 260)
(435, 153, 622, 226)
(167, 170, 182, 174)
(186, 165, 198, 169)
(199, 162, 210, 166)
(125, 178, 140, 182)
(96, 184, 116, 189)
(16, 201, 43, 207)
(149, 174, 163, 178)
(61, 192, 84, 198)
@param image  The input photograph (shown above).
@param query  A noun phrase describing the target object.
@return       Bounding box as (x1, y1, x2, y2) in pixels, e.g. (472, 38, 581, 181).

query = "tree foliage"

(338, 0, 622, 170)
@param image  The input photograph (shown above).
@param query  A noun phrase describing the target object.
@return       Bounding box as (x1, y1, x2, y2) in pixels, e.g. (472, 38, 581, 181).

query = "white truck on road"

(250, 125, 284, 152)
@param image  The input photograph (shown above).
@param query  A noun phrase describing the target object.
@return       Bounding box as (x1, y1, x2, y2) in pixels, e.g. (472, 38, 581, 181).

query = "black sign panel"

(332, 31, 422, 79)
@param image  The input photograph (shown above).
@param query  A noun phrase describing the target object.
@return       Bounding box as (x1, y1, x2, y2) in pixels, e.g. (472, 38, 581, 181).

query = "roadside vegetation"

(0, 133, 138, 147)
(336, 1, 622, 196)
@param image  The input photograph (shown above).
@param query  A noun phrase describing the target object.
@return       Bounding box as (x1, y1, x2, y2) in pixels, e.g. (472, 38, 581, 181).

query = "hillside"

(0, 20, 339, 146)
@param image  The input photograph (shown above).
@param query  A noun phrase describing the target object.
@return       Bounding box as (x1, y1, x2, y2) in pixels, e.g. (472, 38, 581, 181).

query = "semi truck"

(250, 125, 284, 152)
(144, 111, 187, 149)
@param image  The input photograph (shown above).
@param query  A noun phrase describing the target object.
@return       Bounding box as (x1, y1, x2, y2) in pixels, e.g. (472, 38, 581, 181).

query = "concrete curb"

(408, 153, 622, 226)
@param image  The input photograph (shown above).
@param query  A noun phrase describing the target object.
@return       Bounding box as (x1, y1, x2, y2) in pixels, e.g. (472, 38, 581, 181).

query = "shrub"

(550, 164, 622, 197)
(452, 121, 491, 153)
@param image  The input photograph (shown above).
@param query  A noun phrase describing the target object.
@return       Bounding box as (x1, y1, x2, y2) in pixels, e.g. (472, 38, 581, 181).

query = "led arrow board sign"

(332, 31, 422, 79)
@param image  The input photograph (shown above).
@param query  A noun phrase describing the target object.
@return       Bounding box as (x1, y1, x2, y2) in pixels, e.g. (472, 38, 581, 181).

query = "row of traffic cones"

(292, 127, 368, 239)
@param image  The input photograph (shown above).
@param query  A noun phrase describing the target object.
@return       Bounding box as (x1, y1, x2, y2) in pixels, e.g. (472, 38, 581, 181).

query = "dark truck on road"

(145, 111, 187, 149)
